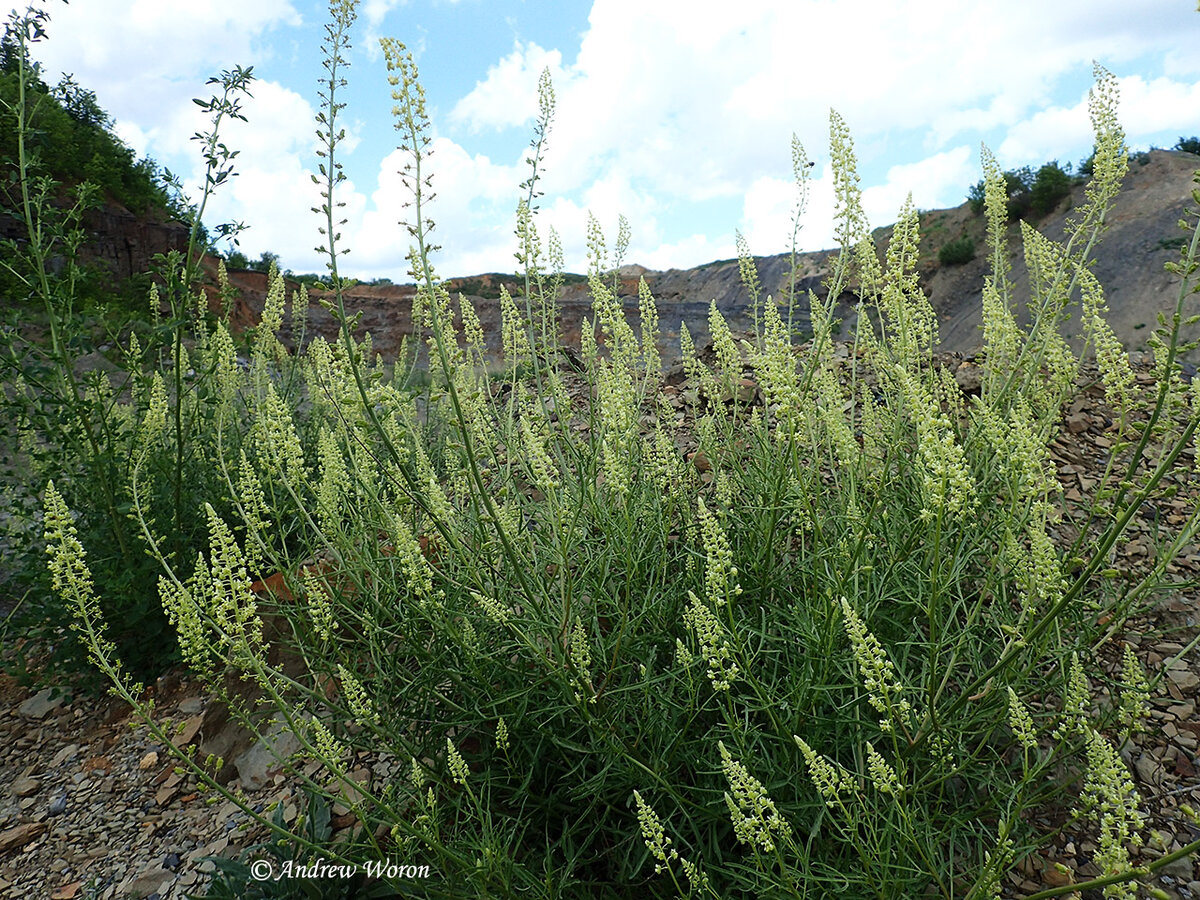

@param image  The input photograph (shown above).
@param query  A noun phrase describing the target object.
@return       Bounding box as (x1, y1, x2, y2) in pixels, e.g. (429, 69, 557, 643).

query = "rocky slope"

(209, 150, 1200, 366)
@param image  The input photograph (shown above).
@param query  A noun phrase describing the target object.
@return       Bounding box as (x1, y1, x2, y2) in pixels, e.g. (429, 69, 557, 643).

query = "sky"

(9, 0, 1200, 281)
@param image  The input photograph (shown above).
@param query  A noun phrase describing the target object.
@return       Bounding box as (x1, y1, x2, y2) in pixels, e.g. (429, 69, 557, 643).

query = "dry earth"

(1, 352, 1199, 899)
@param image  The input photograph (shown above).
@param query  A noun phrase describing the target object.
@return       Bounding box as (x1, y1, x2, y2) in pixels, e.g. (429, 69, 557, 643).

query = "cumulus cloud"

(11, 0, 1200, 277)
(449, 42, 564, 134)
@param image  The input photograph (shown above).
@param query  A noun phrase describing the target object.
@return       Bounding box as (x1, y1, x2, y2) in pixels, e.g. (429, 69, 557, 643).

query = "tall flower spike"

(794, 736, 850, 806)
(683, 590, 740, 692)
(840, 597, 912, 732)
(719, 742, 791, 853)
(633, 791, 678, 874)
(1080, 729, 1143, 898)
(1007, 688, 1038, 752)
(44, 482, 129, 682)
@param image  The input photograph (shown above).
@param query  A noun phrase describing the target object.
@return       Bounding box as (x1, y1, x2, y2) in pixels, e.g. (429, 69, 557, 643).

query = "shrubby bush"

(13, 2, 1200, 897)
(967, 160, 1073, 220)
(937, 234, 975, 266)
(1178, 135, 1200, 156)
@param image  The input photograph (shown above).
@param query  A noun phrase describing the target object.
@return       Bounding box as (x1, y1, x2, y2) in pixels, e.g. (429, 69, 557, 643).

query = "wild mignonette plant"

(0, 4, 256, 686)
(30, 1, 1200, 896)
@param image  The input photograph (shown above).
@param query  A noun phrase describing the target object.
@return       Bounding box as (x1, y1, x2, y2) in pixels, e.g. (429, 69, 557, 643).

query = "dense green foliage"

(0, 7, 255, 688)
(966, 160, 1075, 219)
(0, 47, 175, 216)
(1177, 135, 1200, 156)
(937, 234, 975, 266)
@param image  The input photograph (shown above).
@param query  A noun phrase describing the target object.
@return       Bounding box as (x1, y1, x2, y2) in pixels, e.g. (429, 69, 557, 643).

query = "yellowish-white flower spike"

(1071, 64, 1128, 242)
(1080, 269, 1137, 429)
(495, 718, 510, 754)
(473, 590, 511, 626)
(1118, 645, 1150, 737)
(1055, 652, 1092, 739)
(159, 572, 212, 675)
(753, 296, 803, 440)
(256, 267, 288, 362)
(148, 281, 161, 328)
(638, 277, 661, 383)
(794, 736, 849, 806)
(1080, 729, 1143, 898)
(338, 664, 380, 728)
(316, 426, 350, 537)
(520, 411, 559, 494)
(709, 302, 741, 384)
(390, 513, 439, 604)
(310, 716, 346, 764)
(829, 110, 868, 251)
(459, 292, 487, 362)
(140, 373, 169, 449)
(412, 440, 455, 533)
(697, 497, 741, 608)
(865, 742, 901, 795)
(1006, 688, 1038, 752)
(891, 365, 974, 522)
(500, 283, 530, 373)
(204, 504, 266, 668)
(840, 598, 912, 732)
(736, 229, 762, 308)
(683, 590, 740, 692)
(569, 617, 595, 704)
(446, 736, 469, 786)
(302, 568, 336, 642)
(633, 791, 678, 873)
(209, 322, 241, 415)
(580, 316, 598, 369)
(44, 482, 127, 680)
(253, 381, 308, 493)
(718, 742, 791, 853)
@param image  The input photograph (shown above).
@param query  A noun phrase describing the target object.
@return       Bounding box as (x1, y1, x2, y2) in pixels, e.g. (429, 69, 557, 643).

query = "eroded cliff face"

(82, 204, 191, 283)
(209, 149, 1200, 365)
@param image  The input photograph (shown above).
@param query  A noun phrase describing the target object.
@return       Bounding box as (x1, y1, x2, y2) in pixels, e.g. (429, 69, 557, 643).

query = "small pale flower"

(633, 791, 678, 873)
(1007, 688, 1038, 751)
(865, 742, 901, 795)
(794, 736, 850, 806)
(446, 737, 469, 786)
(719, 742, 791, 853)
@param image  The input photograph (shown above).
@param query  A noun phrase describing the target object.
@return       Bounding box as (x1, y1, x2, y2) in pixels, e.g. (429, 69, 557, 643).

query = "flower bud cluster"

(683, 591, 739, 692)
(840, 598, 912, 733)
(794, 736, 852, 806)
(719, 742, 791, 853)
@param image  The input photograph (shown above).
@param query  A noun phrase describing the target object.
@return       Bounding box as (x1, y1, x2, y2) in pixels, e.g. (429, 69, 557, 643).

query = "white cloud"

(449, 42, 564, 133)
(445, 0, 1200, 263)
(11, 0, 1200, 277)
(999, 74, 1200, 165)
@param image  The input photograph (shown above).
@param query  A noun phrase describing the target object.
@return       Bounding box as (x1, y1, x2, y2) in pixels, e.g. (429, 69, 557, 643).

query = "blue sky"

(11, 0, 1200, 280)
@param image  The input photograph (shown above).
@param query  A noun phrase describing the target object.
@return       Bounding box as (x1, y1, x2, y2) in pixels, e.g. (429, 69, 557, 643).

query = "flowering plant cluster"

(14, 2, 1200, 897)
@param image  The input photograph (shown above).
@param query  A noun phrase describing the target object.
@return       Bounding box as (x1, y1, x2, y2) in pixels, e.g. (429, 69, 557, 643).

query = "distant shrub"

(1029, 160, 1072, 216)
(938, 235, 975, 266)
(969, 161, 1073, 220)
(1175, 136, 1200, 155)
